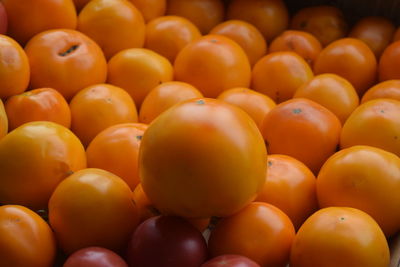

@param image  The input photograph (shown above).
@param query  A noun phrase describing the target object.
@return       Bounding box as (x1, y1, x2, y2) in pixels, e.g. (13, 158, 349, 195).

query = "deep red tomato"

(64, 247, 128, 267)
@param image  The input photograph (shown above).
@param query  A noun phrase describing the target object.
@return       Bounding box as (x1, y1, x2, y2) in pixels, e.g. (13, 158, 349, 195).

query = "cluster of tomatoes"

(1, 0, 400, 266)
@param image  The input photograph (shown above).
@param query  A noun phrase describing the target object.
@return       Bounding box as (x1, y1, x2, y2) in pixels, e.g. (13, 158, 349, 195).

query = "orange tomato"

(107, 48, 173, 107)
(317, 146, 400, 236)
(362, 80, 400, 103)
(166, 0, 224, 34)
(139, 98, 267, 218)
(77, 0, 145, 60)
(25, 29, 107, 101)
(293, 74, 359, 124)
(129, 0, 166, 22)
(379, 41, 400, 81)
(0, 99, 7, 140)
(256, 154, 318, 230)
(251, 51, 314, 103)
(217, 87, 276, 129)
(349, 16, 395, 58)
(0, 205, 56, 267)
(0, 121, 86, 210)
(2, 0, 77, 45)
(174, 35, 251, 98)
(210, 20, 267, 66)
(0, 34, 30, 99)
(70, 83, 138, 147)
(49, 168, 139, 254)
(340, 99, 400, 157)
(139, 81, 203, 124)
(290, 207, 390, 267)
(145, 15, 201, 63)
(314, 38, 377, 96)
(86, 123, 148, 190)
(5, 88, 71, 131)
(269, 30, 322, 67)
(227, 0, 289, 41)
(260, 98, 341, 174)
(291, 5, 348, 46)
(208, 202, 295, 267)
(393, 27, 400, 42)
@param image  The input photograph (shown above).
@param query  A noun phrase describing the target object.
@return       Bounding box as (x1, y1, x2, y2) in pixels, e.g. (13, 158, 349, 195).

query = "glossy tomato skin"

(64, 247, 128, 267)
(126, 216, 208, 267)
(139, 98, 267, 218)
(202, 255, 261, 267)
(361, 80, 400, 103)
(0, 3, 7, 34)
(0, 205, 56, 267)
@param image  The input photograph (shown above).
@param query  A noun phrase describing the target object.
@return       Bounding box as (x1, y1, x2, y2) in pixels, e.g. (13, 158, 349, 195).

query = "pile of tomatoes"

(1, 0, 400, 266)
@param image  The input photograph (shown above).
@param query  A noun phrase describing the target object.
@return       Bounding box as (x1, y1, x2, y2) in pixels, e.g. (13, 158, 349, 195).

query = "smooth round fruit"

(252, 52, 314, 103)
(0, 205, 56, 267)
(217, 87, 276, 129)
(64, 247, 128, 267)
(2, 0, 77, 45)
(227, 0, 289, 41)
(126, 216, 208, 267)
(314, 38, 377, 96)
(70, 83, 138, 146)
(209, 202, 295, 267)
(362, 80, 400, 103)
(256, 154, 318, 230)
(349, 16, 395, 58)
(139, 98, 267, 218)
(5, 88, 71, 131)
(210, 20, 267, 66)
(49, 168, 139, 254)
(260, 98, 341, 173)
(269, 30, 322, 66)
(340, 99, 400, 157)
(291, 5, 348, 46)
(87, 123, 148, 190)
(379, 41, 400, 81)
(132, 183, 155, 223)
(174, 35, 251, 98)
(139, 81, 203, 124)
(25, 29, 107, 100)
(0, 121, 86, 209)
(145, 16, 201, 63)
(290, 207, 390, 267)
(0, 34, 30, 99)
(78, 0, 145, 59)
(166, 0, 224, 34)
(107, 48, 173, 106)
(202, 255, 260, 267)
(293, 74, 359, 124)
(0, 3, 7, 35)
(129, 0, 166, 22)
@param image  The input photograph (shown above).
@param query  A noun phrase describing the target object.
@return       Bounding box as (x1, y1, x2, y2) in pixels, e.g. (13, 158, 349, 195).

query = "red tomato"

(0, 3, 7, 34)
(64, 247, 128, 267)
(202, 255, 260, 267)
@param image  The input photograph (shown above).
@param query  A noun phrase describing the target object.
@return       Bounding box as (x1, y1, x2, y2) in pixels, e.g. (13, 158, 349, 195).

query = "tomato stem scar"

(59, 44, 79, 56)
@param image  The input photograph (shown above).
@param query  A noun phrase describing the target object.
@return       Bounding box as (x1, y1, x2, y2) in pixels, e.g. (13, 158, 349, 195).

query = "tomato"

(362, 80, 400, 103)
(208, 202, 295, 267)
(129, 0, 166, 22)
(139, 98, 267, 218)
(0, 121, 86, 210)
(49, 168, 139, 254)
(379, 40, 400, 81)
(64, 247, 128, 267)
(0, 2, 7, 34)
(0, 205, 56, 267)
(174, 35, 251, 98)
(202, 255, 260, 267)
(126, 216, 208, 267)
(5, 88, 71, 131)
(0, 99, 7, 140)
(317, 145, 400, 236)
(25, 29, 107, 101)
(290, 207, 390, 267)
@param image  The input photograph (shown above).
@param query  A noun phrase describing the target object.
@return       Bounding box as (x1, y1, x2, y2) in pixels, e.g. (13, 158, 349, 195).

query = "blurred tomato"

(0, 3, 7, 34)
(64, 247, 128, 267)
(202, 255, 260, 267)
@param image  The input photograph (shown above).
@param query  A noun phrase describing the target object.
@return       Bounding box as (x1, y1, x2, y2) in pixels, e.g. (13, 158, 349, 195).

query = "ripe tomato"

(78, 0, 145, 59)
(129, 0, 166, 22)
(290, 207, 390, 267)
(24, 29, 107, 100)
(0, 121, 86, 210)
(64, 247, 128, 267)
(139, 98, 267, 218)
(202, 255, 260, 267)
(0, 3, 7, 35)
(208, 202, 295, 267)
(362, 80, 400, 103)
(174, 35, 251, 98)
(379, 40, 400, 81)
(5, 88, 71, 131)
(0, 205, 56, 267)
(49, 168, 139, 254)
(0, 99, 7, 140)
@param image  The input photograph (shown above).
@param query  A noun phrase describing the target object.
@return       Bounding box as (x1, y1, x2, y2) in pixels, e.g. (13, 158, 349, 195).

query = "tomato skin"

(362, 80, 400, 103)
(139, 98, 267, 218)
(0, 3, 7, 34)
(0, 205, 56, 267)
(63, 247, 128, 267)
(202, 255, 260, 267)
